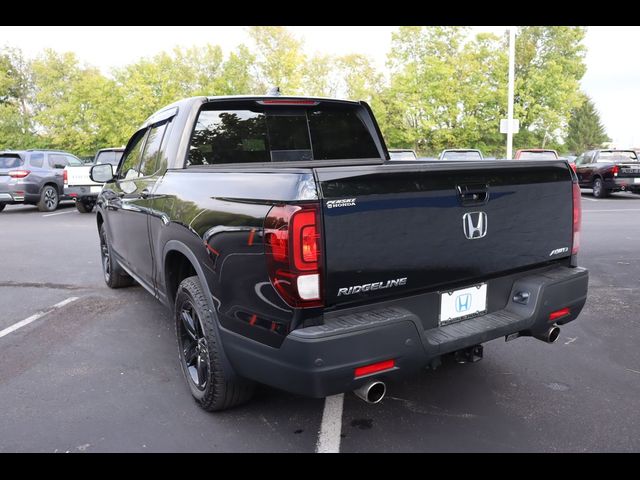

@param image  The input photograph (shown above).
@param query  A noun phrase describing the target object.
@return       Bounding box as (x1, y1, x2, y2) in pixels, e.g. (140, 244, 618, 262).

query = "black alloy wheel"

(178, 301, 210, 391)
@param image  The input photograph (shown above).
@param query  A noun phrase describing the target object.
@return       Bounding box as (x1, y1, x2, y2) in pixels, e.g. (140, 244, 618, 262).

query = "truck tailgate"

(65, 166, 97, 186)
(315, 161, 574, 306)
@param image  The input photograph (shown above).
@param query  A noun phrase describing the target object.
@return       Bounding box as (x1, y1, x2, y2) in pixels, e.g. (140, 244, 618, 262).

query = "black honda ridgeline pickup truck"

(91, 96, 588, 411)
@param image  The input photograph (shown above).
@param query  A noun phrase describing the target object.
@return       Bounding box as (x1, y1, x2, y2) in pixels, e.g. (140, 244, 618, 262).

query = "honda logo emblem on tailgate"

(462, 212, 487, 239)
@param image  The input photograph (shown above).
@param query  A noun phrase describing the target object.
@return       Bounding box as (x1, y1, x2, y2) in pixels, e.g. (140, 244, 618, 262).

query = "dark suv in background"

(0, 149, 83, 212)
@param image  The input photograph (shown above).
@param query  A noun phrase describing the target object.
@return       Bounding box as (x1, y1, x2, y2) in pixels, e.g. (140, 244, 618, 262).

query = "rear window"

(389, 151, 417, 160)
(187, 102, 380, 166)
(66, 155, 83, 167)
(441, 151, 483, 160)
(598, 151, 638, 162)
(95, 150, 124, 166)
(518, 151, 558, 160)
(0, 155, 24, 168)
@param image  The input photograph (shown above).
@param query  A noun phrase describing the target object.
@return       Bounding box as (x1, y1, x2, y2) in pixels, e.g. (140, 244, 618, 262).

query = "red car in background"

(514, 149, 559, 160)
(514, 149, 576, 172)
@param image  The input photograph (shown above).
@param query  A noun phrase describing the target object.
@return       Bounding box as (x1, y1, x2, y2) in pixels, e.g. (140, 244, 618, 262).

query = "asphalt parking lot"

(1, 192, 640, 452)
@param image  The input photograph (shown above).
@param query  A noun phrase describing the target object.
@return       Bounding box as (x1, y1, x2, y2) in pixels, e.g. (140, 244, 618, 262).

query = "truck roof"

(204, 95, 361, 105)
(141, 95, 367, 131)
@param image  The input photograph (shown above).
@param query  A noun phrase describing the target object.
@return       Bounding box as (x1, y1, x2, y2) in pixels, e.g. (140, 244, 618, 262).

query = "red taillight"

(569, 163, 577, 172)
(549, 307, 570, 321)
(611, 165, 619, 176)
(572, 182, 581, 255)
(264, 203, 323, 308)
(291, 210, 319, 271)
(354, 359, 395, 378)
(63, 169, 68, 185)
(8, 170, 30, 179)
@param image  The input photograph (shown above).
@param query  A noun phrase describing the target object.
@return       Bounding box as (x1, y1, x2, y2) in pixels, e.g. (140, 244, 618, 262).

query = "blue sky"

(1, 26, 637, 147)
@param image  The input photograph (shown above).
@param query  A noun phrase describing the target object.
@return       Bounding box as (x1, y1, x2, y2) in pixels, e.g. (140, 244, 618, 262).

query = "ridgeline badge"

(338, 277, 407, 296)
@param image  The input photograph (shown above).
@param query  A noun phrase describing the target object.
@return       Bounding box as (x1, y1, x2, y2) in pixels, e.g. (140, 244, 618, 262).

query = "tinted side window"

(139, 122, 168, 176)
(48, 154, 68, 169)
(29, 153, 44, 168)
(585, 152, 595, 163)
(119, 130, 148, 179)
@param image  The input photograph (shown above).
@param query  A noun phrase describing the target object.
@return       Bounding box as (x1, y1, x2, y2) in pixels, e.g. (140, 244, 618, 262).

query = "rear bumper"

(64, 185, 100, 200)
(0, 182, 35, 203)
(1, 181, 54, 203)
(0, 192, 21, 203)
(220, 265, 588, 398)
(607, 177, 640, 191)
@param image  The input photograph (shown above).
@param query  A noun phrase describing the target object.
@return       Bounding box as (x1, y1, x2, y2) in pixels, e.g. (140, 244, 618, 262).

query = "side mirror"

(90, 163, 115, 183)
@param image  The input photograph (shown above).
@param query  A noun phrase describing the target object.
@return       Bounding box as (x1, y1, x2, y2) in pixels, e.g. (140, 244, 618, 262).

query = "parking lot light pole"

(506, 26, 516, 160)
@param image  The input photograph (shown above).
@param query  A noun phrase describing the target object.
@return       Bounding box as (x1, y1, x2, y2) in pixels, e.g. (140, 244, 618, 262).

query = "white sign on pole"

(500, 118, 520, 134)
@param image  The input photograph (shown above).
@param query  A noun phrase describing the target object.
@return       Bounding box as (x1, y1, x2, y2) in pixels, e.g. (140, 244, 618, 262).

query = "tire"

(592, 177, 609, 198)
(99, 223, 134, 288)
(76, 200, 94, 213)
(175, 275, 255, 412)
(0, 203, 5, 212)
(37, 185, 59, 212)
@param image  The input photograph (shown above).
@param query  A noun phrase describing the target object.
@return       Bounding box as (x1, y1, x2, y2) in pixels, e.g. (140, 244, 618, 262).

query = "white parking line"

(42, 210, 75, 217)
(0, 296, 79, 339)
(316, 394, 344, 453)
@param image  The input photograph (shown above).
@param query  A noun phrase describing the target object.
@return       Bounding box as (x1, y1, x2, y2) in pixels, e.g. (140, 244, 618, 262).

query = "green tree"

(565, 95, 610, 152)
(30, 50, 126, 155)
(302, 54, 338, 97)
(214, 45, 256, 95)
(248, 26, 306, 95)
(336, 54, 382, 102)
(113, 46, 225, 132)
(384, 26, 507, 154)
(512, 26, 587, 148)
(0, 47, 36, 149)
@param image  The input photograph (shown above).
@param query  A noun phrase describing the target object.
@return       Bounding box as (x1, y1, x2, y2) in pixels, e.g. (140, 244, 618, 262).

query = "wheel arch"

(41, 181, 59, 194)
(162, 239, 236, 376)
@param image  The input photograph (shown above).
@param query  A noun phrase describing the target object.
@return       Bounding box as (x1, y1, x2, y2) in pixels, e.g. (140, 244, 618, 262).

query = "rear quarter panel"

(150, 169, 318, 347)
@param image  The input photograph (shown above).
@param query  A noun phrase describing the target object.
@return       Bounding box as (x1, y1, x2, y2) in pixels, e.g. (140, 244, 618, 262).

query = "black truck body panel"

(316, 161, 573, 307)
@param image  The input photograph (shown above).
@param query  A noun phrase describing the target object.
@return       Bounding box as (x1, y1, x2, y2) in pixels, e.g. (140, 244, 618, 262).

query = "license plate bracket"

(439, 283, 488, 326)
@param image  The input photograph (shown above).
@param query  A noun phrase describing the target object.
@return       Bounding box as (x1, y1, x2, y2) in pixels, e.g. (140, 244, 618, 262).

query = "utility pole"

(506, 26, 516, 159)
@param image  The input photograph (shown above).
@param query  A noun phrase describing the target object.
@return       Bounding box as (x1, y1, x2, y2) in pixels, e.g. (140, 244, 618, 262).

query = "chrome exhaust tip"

(354, 380, 386, 404)
(535, 326, 561, 343)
